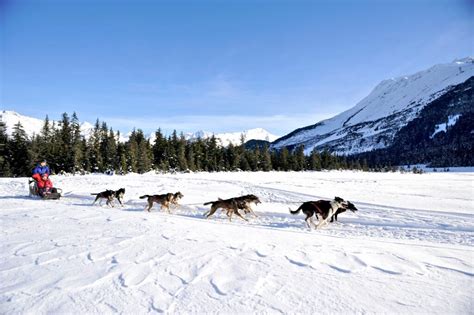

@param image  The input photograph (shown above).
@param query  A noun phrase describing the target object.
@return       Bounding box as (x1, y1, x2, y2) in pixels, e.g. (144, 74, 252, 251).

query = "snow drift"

(0, 171, 472, 313)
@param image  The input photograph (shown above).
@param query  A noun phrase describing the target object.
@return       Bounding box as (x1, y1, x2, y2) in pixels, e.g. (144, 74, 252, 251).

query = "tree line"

(0, 112, 378, 177)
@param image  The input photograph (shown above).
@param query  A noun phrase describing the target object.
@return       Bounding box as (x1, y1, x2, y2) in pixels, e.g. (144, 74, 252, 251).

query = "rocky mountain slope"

(271, 58, 474, 155)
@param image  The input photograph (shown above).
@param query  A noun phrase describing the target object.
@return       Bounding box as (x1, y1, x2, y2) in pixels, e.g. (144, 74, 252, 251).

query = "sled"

(28, 179, 62, 200)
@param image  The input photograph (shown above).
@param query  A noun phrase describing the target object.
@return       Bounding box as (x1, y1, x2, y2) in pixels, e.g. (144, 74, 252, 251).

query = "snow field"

(0, 171, 473, 313)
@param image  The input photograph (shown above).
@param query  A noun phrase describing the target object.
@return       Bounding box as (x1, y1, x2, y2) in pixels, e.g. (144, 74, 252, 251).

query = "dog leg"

(316, 209, 333, 229)
(206, 206, 218, 219)
(246, 206, 258, 218)
(146, 200, 153, 212)
(305, 216, 311, 229)
(234, 209, 248, 222)
(309, 216, 318, 229)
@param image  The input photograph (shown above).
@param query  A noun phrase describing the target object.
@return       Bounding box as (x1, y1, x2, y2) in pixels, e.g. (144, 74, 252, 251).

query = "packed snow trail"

(0, 171, 473, 313)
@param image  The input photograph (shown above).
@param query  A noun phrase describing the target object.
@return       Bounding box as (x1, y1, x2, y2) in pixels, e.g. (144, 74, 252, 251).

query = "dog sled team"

(29, 160, 358, 229)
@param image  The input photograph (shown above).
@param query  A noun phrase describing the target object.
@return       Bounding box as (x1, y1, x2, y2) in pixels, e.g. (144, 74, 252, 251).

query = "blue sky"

(1, 0, 473, 136)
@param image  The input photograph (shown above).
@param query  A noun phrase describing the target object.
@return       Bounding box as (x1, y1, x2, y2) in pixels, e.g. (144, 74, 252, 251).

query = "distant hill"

(0, 110, 278, 146)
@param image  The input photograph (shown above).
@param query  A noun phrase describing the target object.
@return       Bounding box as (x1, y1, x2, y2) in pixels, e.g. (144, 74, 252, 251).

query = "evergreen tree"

(102, 127, 118, 171)
(246, 148, 258, 171)
(9, 122, 31, 176)
(137, 140, 152, 173)
(117, 141, 128, 174)
(167, 131, 179, 170)
(185, 142, 196, 171)
(239, 154, 251, 171)
(193, 138, 205, 171)
(88, 119, 103, 172)
(177, 133, 188, 171)
(81, 138, 91, 173)
(127, 129, 139, 173)
(71, 112, 84, 173)
(37, 115, 53, 165)
(309, 149, 322, 170)
(279, 147, 290, 171)
(0, 120, 12, 176)
(58, 113, 73, 172)
(294, 145, 306, 171)
(225, 143, 238, 170)
(152, 129, 166, 168)
(260, 145, 272, 171)
(321, 149, 333, 169)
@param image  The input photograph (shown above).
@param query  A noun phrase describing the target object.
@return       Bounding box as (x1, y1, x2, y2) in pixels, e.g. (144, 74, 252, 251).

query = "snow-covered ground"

(0, 171, 473, 313)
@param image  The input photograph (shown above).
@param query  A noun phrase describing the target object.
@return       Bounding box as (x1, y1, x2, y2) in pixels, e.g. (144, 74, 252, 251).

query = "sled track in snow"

(18, 175, 472, 246)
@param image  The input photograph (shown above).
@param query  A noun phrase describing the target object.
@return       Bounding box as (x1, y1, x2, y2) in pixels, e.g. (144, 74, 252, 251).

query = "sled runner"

(28, 179, 62, 200)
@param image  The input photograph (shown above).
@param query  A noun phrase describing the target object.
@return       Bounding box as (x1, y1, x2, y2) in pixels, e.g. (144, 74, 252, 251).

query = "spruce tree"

(309, 149, 322, 170)
(137, 141, 152, 173)
(185, 142, 196, 171)
(58, 112, 73, 172)
(117, 141, 128, 174)
(0, 120, 12, 176)
(279, 147, 290, 171)
(260, 145, 272, 171)
(193, 138, 204, 171)
(88, 119, 103, 172)
(177, 133, 188, 171)
(103, 128, 118, 171)
(37, 115, 53, 163)
(9, 122, 31, 176)
(295, 145, 306, 171)
(71, 112, 84, 173)
(152, 128, 166, 168)
(127, 129, 139, 173)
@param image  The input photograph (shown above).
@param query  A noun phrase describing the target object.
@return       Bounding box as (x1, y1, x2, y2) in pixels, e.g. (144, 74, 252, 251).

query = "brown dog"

(228, 194, 261, 218)
(140, 192, 184, 212)
(203, 198, 247, 222)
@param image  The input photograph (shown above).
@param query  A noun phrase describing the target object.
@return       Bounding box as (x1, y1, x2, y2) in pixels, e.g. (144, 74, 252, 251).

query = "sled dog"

(289, 197, 355, 229)
(140, 192, 184, 212)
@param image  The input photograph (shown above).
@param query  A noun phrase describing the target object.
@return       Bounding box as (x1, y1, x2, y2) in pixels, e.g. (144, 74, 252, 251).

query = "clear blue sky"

(1, 0, 473, 136)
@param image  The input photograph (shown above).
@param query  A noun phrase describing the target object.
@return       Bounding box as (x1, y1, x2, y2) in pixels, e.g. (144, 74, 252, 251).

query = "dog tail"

(139, 195, 150, 199)
(91, 193, 98, 195)
(289, 205, 303, 215)
(203, 201, 214, 206)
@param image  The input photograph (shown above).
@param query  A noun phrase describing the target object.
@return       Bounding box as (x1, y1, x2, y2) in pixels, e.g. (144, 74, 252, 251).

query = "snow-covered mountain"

(148, 128, 278, 146)
(183, 128, 278, 146)
(0, 110, 95, 139)
(0, 110, 278, 146)
(271, 57, 474, 154)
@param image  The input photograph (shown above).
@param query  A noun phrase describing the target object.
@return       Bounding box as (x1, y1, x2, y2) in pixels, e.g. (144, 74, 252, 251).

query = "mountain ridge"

(0, 110, 278, 146)
(271, 57, 474, 155)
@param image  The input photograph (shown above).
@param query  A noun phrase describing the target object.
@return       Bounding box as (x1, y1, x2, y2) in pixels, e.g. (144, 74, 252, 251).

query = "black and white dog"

(114, 188, 126, 206)
(290, 197, 357, 229)
(331, 201, 357, 222)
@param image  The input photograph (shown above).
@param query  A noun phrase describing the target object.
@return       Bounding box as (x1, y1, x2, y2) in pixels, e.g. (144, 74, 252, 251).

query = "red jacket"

(32, 173, 53, 189)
